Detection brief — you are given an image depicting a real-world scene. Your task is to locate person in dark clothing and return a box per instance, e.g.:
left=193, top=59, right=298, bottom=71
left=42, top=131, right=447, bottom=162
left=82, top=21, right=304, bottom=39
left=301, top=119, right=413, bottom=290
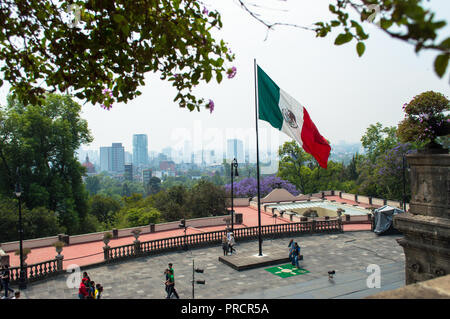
left=1, top=265, right=14, bottom=299
left=292, top=242, right=301, bottom=268
left=222, top=235, right=229, bottom=256
left=288, top=239, right=294, bottom=263
left=163, top=268, right=170, bottom=298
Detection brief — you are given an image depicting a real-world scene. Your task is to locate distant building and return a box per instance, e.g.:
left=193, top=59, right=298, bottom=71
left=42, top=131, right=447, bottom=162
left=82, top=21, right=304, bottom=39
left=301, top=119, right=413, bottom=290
left=82, top=155, right=96, bottom=174
left=160, top=160, right=176, bottom=172
left=111, top=143, right=125, bottom=172
left=227, top=139, right=244, bottom=163
left=133, top=134, right=149, bottom=168
left=142, top=169, right=152, bottom=185
left=100, top=143, right=125, bottom=173
left=99, top=146, right=112, bottom=172
left=124, top=164, right=133, bottom=181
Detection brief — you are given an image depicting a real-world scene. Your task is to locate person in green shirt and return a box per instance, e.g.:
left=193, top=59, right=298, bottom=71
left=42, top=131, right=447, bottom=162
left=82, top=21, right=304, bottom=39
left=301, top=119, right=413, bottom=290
left=165, top=269, right=179, bottom=299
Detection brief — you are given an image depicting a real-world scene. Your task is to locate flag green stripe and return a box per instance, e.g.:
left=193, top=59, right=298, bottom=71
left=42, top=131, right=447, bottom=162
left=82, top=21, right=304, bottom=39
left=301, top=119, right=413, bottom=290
left=257, top=66, right=283, bottom=130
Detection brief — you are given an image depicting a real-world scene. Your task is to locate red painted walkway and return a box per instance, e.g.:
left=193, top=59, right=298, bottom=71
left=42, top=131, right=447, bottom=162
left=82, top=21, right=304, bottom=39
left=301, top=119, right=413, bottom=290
left=6, top=206, right=371, bottom=269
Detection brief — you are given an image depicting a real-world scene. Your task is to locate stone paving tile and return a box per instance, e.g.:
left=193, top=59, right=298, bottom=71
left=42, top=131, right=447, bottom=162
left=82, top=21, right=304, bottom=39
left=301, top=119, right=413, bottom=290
left=13, top=231, right=405, bottom=299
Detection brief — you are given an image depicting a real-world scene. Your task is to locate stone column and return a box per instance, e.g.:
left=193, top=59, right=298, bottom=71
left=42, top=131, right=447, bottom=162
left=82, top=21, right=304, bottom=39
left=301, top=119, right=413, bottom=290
left=394, top=153, right=450, bottom=285
left=55, top=254, right=64, bottom=272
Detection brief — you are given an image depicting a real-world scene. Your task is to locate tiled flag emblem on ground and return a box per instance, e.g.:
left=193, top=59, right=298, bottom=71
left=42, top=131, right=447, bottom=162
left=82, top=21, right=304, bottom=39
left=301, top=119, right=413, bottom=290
left=265, top=264, right=310, bottom=278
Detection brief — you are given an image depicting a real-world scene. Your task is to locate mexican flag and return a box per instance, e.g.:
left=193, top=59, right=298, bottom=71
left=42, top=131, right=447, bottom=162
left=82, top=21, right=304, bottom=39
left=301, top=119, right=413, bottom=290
left=257, top=65, right=331, bottom=169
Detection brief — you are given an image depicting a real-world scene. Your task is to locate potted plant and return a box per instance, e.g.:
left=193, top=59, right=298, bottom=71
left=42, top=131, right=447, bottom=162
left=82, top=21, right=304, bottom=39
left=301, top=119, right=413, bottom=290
left=103, top=232, right=113, bottom=246
left=15, top=247, right=31, bottom=265
left=397, top=91, right=449, bottom=153
left=131, top=229, right=141, bottom=241
left=53, top=241, right=65, bottom=256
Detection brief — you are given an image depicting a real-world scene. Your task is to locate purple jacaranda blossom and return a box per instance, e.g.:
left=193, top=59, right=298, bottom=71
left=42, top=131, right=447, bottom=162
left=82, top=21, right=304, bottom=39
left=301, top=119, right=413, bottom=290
left=203, top=7, right=209, bottom=15
left=208, top=99, right=214, bottom=113
left=225, top=176, right=299, bottom=198
left=227, top=66, right=237, bottom=79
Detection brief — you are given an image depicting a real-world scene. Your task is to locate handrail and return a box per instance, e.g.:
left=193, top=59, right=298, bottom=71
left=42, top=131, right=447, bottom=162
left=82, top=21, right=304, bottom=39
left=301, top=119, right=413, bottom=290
left=9, top=258, right=62, bottom=284
left=107, top=219, right=342, bottom=261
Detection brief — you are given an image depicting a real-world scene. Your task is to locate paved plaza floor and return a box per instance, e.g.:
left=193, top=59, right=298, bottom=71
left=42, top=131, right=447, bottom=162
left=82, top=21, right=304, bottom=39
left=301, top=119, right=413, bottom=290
left=14, top=231, right=405, bottom=299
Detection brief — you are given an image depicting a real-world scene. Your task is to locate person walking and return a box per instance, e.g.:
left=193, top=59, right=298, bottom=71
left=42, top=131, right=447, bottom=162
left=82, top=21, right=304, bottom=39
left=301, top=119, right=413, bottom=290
left=78, top=278, right=89, bottom=299
left=292, top=242, right=301, bottom=269
left=88, top=281, right=96, bottom=299
left=94, top=284, right=103, bottom=299
left=288, top=239, right=294, bottom=264
left=228, top=232, right=236, bottom=255
left=222, top=235, right=229, bottom=256
left=1, top=265, right=14, bottom=299
left=165, top=269, right=179, bottom=299
left=163, top=268, right=170, bottom=298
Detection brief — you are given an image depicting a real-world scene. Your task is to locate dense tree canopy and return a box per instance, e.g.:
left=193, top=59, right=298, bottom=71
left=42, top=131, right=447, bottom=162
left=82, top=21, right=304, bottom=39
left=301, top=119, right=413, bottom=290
left=0, top=0, right=234, bottom=111
left=0, top=94, right=92, bottom=234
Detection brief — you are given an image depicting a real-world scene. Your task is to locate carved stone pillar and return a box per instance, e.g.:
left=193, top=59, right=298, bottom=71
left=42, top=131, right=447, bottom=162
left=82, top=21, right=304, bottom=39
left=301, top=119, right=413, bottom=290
left=394, top=153, right=450, bottom=285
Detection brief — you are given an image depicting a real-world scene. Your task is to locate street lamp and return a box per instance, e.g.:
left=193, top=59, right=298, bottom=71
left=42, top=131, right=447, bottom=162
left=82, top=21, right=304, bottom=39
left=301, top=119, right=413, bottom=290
left=14, top=180, right=27, bottom=289
left=179, top=219, right=187, bottom=251
left=230, top=158, right=239, bottom=232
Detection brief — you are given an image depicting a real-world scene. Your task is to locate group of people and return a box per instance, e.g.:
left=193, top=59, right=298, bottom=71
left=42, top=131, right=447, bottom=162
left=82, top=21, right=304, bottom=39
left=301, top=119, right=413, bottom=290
left=1, top=264, right=20, bottom=299
left=288, top=239, right=302, bottom=268
left=78, top=271, right=103, bottom=299
left=164, top=263, right=179, bottom=299
left=221, top=230, right=236, bottom=256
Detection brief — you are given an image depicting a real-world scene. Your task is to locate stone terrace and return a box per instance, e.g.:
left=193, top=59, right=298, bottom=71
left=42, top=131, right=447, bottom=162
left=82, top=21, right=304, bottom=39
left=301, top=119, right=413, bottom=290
left=16, top=231, right=405, bottom=299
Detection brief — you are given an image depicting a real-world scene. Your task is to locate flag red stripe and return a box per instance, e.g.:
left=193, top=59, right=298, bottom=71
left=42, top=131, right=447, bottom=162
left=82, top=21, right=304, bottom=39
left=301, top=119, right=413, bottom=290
left=300, top=107, right=331, bottom=169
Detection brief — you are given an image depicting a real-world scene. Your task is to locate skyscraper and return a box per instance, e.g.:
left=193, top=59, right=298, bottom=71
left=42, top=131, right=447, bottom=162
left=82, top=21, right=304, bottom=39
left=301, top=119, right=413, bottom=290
left=111, top=143, right=125, bottom=172
left=100, top=146, right=112, bottom=172
left=133, top=134, right=149, bottom=167
left=227, top=139, right=244, bottom=163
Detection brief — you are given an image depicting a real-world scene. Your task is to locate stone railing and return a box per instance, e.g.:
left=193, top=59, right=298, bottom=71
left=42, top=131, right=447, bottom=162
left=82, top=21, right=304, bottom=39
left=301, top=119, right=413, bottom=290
left=1, top=214, right=235, bottom=252
left=9, top=258, right=63, bottom=284
left=105, top=219, right=343, bottom=262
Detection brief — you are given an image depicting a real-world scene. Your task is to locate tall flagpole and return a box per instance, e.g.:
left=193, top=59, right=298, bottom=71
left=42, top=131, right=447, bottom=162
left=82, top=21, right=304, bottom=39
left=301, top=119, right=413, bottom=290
left=253, top=58, right=263, bottom=256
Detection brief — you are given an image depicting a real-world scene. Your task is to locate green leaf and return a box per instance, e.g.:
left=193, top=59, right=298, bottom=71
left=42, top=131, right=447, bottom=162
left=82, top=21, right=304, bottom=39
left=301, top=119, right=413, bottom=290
left=334, top=33, right=353, bottom=45
left=113, top=14, right=126, bottom=24
left=216, top=71, right=223, bottom=84
left=380, top=18, right=393, bottom=30
left=434, top=54, right=449, bottom=78
left=356, top=42, right=365, bottom=57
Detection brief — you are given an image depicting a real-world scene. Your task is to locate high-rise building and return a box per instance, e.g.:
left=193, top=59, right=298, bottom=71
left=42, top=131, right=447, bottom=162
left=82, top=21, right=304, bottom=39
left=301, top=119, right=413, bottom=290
left=124, top=164, right=133, bottom=181
left=111, top=143, right=125, bottom=172
left=133, top=134, right=149, bottom=167
left=100, top=146, right=112, bottom=172
left=227, top=139, right=244, bottom=163
left=142, top=169, right=152, bottom=186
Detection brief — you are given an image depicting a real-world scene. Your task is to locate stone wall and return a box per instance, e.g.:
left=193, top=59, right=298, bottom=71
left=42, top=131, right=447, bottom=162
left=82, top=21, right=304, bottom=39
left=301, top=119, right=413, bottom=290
left=394, top=153, right=450, bottom=285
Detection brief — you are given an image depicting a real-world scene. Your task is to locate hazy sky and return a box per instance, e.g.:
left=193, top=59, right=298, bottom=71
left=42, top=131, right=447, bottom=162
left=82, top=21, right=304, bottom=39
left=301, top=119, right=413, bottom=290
left=1, top=0, right=449, bottom=155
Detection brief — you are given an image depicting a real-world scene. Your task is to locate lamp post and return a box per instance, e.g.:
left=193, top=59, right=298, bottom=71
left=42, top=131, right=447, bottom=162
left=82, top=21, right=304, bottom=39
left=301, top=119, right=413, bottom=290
left=230, top=158, right=239, bottom=232
left=179, top=219, right=187, bottom=251
left=14, top=181, right=27, bottom=289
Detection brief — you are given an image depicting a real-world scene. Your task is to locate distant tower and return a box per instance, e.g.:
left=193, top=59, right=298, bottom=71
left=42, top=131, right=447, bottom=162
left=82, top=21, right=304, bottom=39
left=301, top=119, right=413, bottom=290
left=82, top=155, right=96, bottom=174
left=99, top=146, right=112, bottom=172
left=133, top=134, right=149, bottom=167
left=227, top=139, right=244, bottom=163
left=111, top=143, right=125, bottom=172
